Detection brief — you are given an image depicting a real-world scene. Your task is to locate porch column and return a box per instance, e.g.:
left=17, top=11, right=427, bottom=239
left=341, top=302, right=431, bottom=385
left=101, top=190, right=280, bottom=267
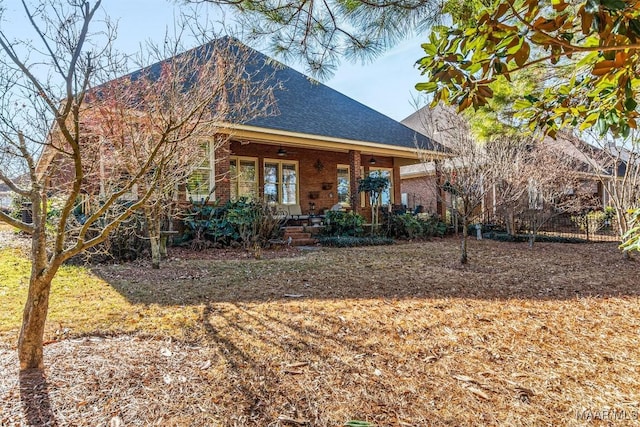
left=392, top=158, right=402, bottom=206
left=215, top=138, right=231, bottom=204
left=434, top=159, right=446, bottom=220
left=349, top=150, right=362, bottom=214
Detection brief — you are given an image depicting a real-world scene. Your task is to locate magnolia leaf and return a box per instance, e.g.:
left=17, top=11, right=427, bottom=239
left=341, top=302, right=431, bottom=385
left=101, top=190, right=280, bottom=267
left=580, top=8, right=595, bottom=34
left=494, top=2, right=510, bottom=20
left=579, top=112, right=600, bottom=130
left=416, top=82, right=438, bottom=92
left=552, top=0, right=569, bottom=12
left=621, top=124, right=631, bottom=138
left=529, top=32, right=551, bottom=45
left=629, top=19, right=640, bottom=37
left=532, top=17, right=559, bottom=32
left=624, top=97, right=637, bottom=112
left=513, top=98, right=533, bottom=110
left=601, top=0, right=626, bottom=11
left=420, top=43, right=437, bottom=56
left=514, top=43, right=530, bottom=68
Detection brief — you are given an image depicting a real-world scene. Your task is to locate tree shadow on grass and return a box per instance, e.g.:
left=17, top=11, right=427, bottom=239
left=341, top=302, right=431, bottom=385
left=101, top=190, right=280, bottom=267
left=19, top=369, right=57, bottom=427
left=197, top=301, right=402, bottom=425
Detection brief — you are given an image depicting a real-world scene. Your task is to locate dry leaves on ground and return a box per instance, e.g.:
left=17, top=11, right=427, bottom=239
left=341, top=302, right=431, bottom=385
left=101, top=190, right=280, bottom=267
left=1, top=237, right=639, bottom=426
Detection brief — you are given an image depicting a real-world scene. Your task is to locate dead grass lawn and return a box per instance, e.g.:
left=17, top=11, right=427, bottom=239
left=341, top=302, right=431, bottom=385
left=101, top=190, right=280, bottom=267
left=1, top=237, right=639, bottom=426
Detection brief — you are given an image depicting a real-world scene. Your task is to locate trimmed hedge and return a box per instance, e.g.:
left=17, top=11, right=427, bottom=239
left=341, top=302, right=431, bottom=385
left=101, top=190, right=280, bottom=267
left=318, top=236, right=394, bottom=247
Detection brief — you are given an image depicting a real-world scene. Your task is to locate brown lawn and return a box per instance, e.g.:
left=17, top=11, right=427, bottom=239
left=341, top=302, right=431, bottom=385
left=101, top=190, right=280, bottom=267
left=1, top=236, right=639, bottom=426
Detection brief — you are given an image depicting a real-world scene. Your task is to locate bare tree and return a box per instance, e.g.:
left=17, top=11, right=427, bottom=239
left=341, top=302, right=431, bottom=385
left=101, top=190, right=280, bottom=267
left=516, top=141, right=582, bottom=248
left=483, top=136, right=531, bottom=236
left=412, top=104, right=585, bottom=257
left=0, top=1, right=271, bottom=370
left=81, top=36, right=276, bottom=268
left=483, top=135, right=584, bottom=245
left=576, top=130, right=640, bottom=249
left=417, top=105, right=487, bottom=264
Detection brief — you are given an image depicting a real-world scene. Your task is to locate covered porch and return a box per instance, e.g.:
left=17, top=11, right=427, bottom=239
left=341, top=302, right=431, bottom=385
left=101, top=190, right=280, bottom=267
left=211, top=130, right=438, bottom=221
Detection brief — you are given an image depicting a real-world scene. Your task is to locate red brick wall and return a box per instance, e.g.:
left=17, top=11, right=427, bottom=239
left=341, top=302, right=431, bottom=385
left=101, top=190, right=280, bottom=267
left=214, top=139, right=231, bottom=204
left=400, top=175, right=440, bottom=213
left=229, top=141, right=398, bottom=215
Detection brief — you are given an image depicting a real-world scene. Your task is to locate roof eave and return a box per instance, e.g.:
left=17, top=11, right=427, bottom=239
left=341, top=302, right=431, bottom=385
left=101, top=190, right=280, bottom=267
left=222, top=123, right=449, bottom=161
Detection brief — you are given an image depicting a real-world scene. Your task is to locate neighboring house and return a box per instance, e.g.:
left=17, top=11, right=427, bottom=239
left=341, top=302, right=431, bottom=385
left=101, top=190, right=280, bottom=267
left=0, top=173, right=30, bottom=213
left=399, top=105, right=611, bottom=222
left=0, top=182, right=12, bottom=212
left=39, top=38, right=445, bottom=221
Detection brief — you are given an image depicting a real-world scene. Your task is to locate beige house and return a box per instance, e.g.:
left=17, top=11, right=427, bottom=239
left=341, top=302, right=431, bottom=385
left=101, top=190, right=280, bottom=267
left=399, top=105, right=610, bottom=224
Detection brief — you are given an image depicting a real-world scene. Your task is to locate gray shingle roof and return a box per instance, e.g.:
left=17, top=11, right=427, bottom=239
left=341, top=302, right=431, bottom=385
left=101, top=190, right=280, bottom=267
left=128, top=37, right=438, bottom=151
left=242, top=47, right=436, bottom=150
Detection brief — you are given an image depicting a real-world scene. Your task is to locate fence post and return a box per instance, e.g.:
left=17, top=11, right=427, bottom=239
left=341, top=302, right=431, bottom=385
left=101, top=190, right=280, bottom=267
left=585, top=214, right=590, bottom=242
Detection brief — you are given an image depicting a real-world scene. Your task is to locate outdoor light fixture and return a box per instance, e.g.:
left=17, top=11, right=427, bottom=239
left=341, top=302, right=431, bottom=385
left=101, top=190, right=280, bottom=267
left=369, top=156, right=377, bottom=165
left=277, top=146, right=287, bottom=157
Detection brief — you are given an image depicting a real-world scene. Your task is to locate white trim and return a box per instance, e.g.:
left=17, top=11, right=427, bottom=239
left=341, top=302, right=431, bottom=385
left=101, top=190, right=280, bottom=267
left=336, top=164, right=351, bottom=206
left=223, top=123, right=447, bottom=159
left=230, top=156, right=259, bottom=201
left=186, top=141, right=215, bottom=202
left=264, top=158, right=299, bottom=205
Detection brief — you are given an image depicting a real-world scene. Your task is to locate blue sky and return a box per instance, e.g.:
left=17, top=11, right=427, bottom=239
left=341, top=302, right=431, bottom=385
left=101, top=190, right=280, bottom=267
left=1, top=0, right=428, bottom=121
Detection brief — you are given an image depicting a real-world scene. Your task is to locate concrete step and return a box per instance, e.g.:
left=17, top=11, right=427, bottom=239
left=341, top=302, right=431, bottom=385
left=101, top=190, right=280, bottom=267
left=282, top=226, right=305, bottom=233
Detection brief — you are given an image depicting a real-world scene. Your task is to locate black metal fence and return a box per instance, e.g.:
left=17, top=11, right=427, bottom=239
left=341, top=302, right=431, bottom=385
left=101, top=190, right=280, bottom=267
left=477, top=212, right=620, bottom=243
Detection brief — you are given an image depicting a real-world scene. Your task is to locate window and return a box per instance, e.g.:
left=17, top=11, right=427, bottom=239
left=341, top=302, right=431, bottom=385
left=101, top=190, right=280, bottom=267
left=361, top=168, right=393, bottom=207
left=230, top=157, right=258, bottom=201
left=187, top=142, right=214, bottom=201
left=337, top=165, right=350, bottom=205
left=264, top=159, right=298, bottom=205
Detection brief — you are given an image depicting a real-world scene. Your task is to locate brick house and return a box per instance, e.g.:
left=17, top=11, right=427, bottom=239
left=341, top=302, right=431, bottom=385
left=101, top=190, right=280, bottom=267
left=204, top=40, right=445, bottom=219
left=37, top=38, right=446, bottom=223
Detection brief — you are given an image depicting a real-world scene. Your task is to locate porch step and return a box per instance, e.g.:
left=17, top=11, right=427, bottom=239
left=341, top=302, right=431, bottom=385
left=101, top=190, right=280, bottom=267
left=284, top=232, right=312, bottom=240
left=282, top=226, right=305, bottom=233
left=282, top=226, right=318, bottom=246
left=287, top=238, right=318, bottom=246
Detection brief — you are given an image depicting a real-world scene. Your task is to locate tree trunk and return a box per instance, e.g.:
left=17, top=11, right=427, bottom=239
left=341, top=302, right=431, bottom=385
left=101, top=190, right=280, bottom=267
left=159, top=233, right=168, bottom=258
left=460, top=216, right=468, bottom=264
left=615, top=208, right=628, bottom=243
left=505, top=209, right=516, bottom=236
left=150, top=236, right=161, bottom=269
left=528, top=218, right=536, bottom=249
left=18, top=275, right=52, bottom=370
left=145, top=206, right=162, bottom=269
left=18, top=224, right=52, bottom=371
